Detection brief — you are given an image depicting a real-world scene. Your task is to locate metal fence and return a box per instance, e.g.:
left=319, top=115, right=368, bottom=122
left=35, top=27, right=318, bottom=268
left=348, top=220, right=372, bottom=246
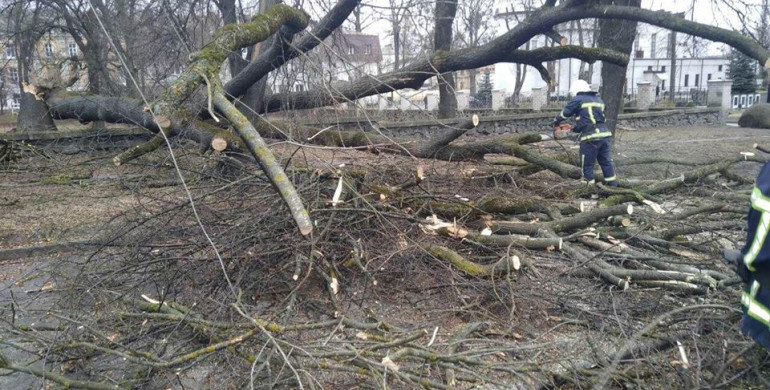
left=624, top=87, right=708, bottom=108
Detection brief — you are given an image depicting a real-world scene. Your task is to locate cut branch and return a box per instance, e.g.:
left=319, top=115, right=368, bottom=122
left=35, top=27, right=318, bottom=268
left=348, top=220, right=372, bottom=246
left=212, top=91, right=313, bottom=235
left=421, top=244, right=522, bottom=277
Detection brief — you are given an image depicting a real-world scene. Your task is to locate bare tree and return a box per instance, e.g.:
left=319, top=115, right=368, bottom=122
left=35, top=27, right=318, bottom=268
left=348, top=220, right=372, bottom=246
left=598, top=0, right=641, bottom=133
left=454, top=0, right=493, bottom=95
left=8, top=0, right=56, bottom=131
left=434, top=0, right=458, bottom=118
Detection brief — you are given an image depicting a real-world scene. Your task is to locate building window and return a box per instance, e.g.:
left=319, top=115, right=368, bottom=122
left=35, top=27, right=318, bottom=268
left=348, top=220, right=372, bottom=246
left=45, top=42, right=53, bottom=58
left=365, top=44, right=372, bottom=55
left=661, top=66, right=666, bottom=72
left=348, top=45, right=355, bottom=55
left=647, top=66, right=653, bottom=71
left=651, top=33, right=657, bottom=58
left=695, top=74, right=700, bottom=87
left=661, top=80, right=666, bottom=90
left=68, top=43, right=78, bottom=57
left=5, top=45, right=15, bottom=59
left=707, top=73, right=712, bottom=81
left=718, top=65, right=723, bottom=72
left=684, top=74, right=689, bottom=87
left=8, top=68, right=18, bottom=83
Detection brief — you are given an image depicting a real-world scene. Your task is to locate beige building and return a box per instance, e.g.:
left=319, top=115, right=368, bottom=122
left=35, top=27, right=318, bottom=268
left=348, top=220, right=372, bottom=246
left=2, top=33, right=85, bottom=112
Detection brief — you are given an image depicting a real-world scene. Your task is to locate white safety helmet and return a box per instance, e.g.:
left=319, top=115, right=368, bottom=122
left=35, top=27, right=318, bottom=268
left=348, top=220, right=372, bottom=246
left=570, top=79, right=593, bottom=96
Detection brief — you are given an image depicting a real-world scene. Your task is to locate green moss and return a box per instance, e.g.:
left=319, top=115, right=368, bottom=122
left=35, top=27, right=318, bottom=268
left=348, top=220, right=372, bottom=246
left=40, top=174, right=72, bottom=185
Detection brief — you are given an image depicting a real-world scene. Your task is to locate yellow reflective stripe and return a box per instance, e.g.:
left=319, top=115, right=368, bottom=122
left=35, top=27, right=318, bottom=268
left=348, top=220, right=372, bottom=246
left=744, top=210, right=770, bottom=271
left=752, top=280, right=761, bottom=298
left=752, top=186, right=770, bottom=213
left=580, top=132, right=612, bottom=141
left=742, top=291, right=770, bottom=326
left=604, top=176, right=617, bottom=181
left=580, top=154, right=585, bottom=178
left=581, top=102, right=604, bottom=124
left=559, top=110, right=568, bottom=119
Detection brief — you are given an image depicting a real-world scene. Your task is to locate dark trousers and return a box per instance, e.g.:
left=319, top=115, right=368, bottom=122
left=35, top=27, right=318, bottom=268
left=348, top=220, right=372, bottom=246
left=579, top=137, right=617, bottom=186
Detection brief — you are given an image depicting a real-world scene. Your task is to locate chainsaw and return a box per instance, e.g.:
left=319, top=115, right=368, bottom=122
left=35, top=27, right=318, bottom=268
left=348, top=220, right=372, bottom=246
left=553, top=122, right=573, bottom=140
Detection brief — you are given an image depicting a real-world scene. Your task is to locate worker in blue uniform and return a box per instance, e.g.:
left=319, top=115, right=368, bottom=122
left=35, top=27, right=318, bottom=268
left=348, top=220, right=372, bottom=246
left=553, top=80, right=618, bottom=187
left=734, top=162, right=770, bottom=350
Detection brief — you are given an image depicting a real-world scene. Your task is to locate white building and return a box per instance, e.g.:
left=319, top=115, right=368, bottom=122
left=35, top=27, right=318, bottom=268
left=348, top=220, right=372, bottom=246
left=270, top=31, right=383, bottom=104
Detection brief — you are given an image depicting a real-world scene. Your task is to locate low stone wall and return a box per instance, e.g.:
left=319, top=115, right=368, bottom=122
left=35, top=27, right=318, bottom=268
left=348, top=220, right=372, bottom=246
left=373, top=108, right=723, bottom=138
left=616, top=108, right=722, bottom=130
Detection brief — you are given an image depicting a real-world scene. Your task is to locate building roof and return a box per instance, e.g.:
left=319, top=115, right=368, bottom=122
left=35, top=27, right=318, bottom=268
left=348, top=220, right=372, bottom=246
left=633, top=56, right=729, bottom=61
left=334, top=32, right=383, bottom=63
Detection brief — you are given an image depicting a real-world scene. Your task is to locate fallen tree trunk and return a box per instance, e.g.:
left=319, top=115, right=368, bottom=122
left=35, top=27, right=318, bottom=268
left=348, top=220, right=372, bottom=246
left=431, top=133, right=546, bottom=161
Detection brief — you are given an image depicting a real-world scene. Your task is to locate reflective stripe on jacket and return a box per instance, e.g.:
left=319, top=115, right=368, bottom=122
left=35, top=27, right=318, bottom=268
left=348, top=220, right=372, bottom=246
left=556, top=92, right=612, bottom=142
left=740, top=162, right=770, bottom=349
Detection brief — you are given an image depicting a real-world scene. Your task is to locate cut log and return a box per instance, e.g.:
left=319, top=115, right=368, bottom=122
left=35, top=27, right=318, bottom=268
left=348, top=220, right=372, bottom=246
left=421, top=244, right=522, bottom=277
left=608, top=215, right=631, bottom=227
left=754, top=142, right=770, bottom=155
left=430, top=133, right=545, bottom=162
left=211, top=136, right=228, bottom=152
left=113, top=133, right=167, bottom=166
left=489, top=203, right=633, bottom=235
left=437, top=227, right=562, bottom=250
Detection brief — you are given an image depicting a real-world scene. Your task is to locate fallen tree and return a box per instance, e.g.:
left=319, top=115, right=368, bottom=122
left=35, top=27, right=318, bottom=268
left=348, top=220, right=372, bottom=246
left=7, top=0, right=770, bottom=388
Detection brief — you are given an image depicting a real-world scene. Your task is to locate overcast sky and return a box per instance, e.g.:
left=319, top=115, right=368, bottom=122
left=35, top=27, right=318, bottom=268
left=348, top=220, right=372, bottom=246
left=644, top=0, right=761, bottom=29
left=347, top=0, right=764, bottom=54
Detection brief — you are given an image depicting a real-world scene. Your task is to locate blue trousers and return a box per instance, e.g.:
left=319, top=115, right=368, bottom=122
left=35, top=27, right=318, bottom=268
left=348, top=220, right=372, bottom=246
left=579, top=137, right=617, bottom=186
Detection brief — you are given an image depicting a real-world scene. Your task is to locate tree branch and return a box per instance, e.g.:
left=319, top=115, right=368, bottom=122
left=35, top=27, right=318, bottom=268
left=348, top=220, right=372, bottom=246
left=262, top=3, right=768, bottom=113
left=224, top=0, right=360, bottom=99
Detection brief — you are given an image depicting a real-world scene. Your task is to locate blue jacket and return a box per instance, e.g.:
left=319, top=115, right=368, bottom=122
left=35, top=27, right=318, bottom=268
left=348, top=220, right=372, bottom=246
left=740, top=162, right=770, bottom=350
left=555, top=92, right=612, bottom=142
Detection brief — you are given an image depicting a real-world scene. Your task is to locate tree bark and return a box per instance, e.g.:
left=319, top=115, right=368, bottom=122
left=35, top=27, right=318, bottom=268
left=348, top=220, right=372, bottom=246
left=14, top=2, right=56, bottom=132
left=236, top=0, right=279, bottom=124
left=17, top=92, right=56, bottom=132
left=598, top=0, right=641, bottom=134
left=216, top=0, right=250, bottom=78
left=434, top=0, right=458, bottom=118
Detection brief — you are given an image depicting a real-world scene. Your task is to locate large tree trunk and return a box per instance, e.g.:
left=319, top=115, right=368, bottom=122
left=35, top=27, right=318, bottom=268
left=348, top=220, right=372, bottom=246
left=13, top=2, right=56, bottom=132
left=217, top=0, right=249, bottom=78
left=512, top=41, right=530, bottom=105
left=434, top=0, right=458, bottom=118
left=393, top=24, right=401, bottom=71
left=238, top=0, right=278, bottom=123
left=469, top=68, right=477, bottom=96
left=17, top=92, right=56, bottom=132
left=598, top=0, right=641, bottom=134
